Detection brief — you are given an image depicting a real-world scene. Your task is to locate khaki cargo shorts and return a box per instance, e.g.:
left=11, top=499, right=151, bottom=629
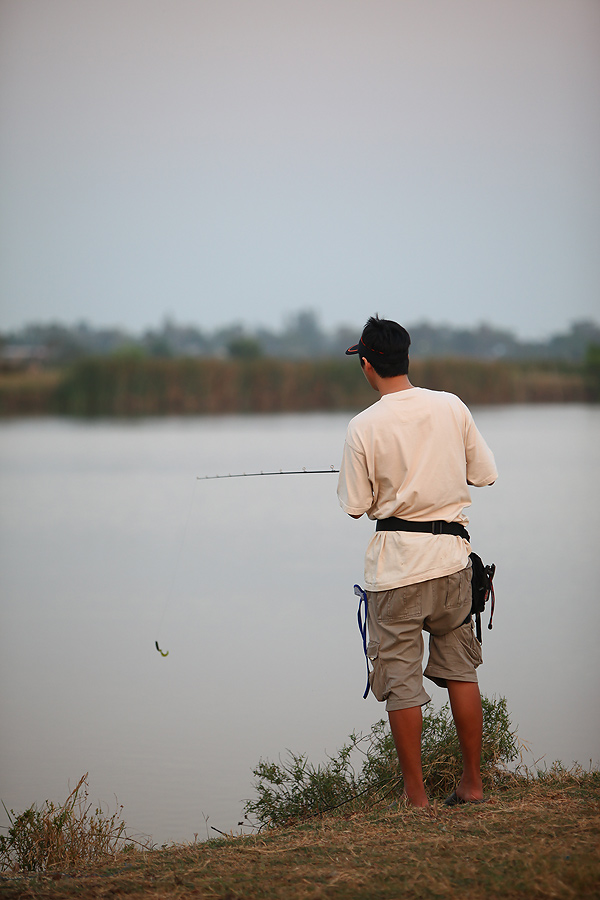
left=366, top=563, right=482, bottom=711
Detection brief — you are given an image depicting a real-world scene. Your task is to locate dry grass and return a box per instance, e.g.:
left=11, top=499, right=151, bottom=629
left=0, top=775, right=148, bottom=875
left=1, top=771, right=598, bottom=899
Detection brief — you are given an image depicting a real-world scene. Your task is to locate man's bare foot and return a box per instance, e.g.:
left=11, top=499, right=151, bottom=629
left=453, top=777, right=483, bottom=803
left=402, top=790, right=430, bottom=809
left=444, top=788, right=488, bottom=806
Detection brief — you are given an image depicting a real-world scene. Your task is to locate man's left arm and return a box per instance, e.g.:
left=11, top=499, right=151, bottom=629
left=465, top=419, right=498, bottom=487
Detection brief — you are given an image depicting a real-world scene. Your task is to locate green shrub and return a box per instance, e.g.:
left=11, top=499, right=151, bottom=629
left=244, top=695, right=518, bottom=827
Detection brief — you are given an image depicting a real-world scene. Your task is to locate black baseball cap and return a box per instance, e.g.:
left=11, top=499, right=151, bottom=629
left=345, top=337, right=387, bottom=366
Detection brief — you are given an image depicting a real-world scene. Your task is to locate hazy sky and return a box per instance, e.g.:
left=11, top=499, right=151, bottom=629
left=1, top=0, right=598, bottom=338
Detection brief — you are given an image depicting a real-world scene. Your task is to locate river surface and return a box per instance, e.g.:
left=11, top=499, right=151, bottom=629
left=1, top=406, right=598, bottom=845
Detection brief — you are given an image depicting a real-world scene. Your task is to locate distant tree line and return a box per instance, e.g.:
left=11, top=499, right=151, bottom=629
left=1, top=310, right=599, bottom=369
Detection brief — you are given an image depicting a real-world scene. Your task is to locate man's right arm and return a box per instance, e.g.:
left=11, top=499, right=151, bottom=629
left=337, top=434, right=373, bottom=518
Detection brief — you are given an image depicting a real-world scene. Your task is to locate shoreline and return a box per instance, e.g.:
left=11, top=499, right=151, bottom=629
left=1, top=773, right=598, bottom=899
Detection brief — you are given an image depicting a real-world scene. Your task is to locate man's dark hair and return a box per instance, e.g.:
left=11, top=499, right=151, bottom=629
left=360, top=315, right=411, bottom=377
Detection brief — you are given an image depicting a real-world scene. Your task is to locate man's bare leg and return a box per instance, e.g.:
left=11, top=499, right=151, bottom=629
left=388, top=706, right=429, bottom=807
left=446, top=680, right=484, bottom=801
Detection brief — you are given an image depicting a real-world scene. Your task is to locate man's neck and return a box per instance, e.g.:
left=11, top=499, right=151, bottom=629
left=377, top=374, right=413, bottom=396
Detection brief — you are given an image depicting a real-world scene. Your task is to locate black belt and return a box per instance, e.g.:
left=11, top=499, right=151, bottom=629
left=376, top=517, right=470, bottom=541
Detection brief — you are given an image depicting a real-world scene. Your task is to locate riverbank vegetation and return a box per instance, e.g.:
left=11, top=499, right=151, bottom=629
left=1, top=781, right=598, bottom=900
left=0, top=775, right=136, bottom=875
left=0, top=354, right=596, bottom=417
left=1, top=699, right=599, bottom=898
left=244, top=697, right=518, bottom=829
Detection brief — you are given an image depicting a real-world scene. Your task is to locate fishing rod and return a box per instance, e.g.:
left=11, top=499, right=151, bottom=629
left=197, top=466, right=339, bottom=480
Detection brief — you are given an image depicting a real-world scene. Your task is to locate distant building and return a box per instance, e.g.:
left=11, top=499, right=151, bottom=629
left=0, top=344, right=51, bottom=371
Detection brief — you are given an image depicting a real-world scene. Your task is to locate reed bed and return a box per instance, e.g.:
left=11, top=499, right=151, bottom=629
left=0, top=356, right=592, bottom=417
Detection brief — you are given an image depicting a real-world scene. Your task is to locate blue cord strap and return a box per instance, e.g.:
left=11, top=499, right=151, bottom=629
left=354, top=584, right=370, bottom=699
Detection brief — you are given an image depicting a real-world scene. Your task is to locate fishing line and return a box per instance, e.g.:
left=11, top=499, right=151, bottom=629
left=154, top=477, right=201, bottom=658
left=155, top=465, right=339, bottom=657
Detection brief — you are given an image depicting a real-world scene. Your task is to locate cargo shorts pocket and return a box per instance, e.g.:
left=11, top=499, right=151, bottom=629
left=367, top=640, right=387, bottom=702
left=444, top=565, right=472, bottom=611
left=381, top=583, right=422, bottom=622
left=464, top=622, right=483, bottom=668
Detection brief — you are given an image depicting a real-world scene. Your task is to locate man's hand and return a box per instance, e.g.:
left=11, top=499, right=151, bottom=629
left=349, top=513, right=363, bottom=519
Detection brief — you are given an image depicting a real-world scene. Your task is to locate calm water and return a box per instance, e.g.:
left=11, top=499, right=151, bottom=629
left=1, top=407, right=599, bottom=845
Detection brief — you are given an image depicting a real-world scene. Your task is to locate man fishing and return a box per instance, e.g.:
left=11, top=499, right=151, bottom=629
left=337, top=315, right=497, bottom=808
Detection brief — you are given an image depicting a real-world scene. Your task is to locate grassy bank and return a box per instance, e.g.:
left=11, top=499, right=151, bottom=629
left=2, top=701, right=598, bottom=898
left=0, top=772, right=598, bottom=899
left=0, top=356, right=593, bottom=417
